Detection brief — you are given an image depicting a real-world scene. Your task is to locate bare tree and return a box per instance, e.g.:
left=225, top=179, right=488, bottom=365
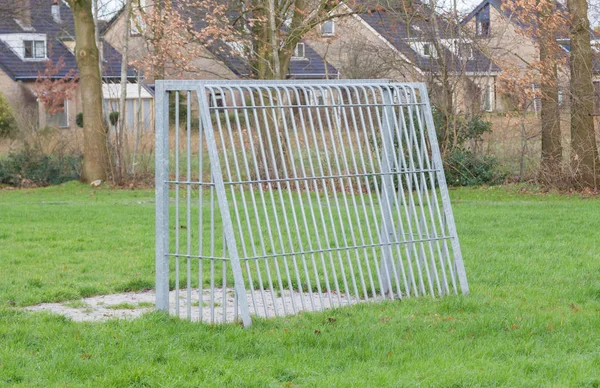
left=244, top=0, right=361, bottom=80
left=568, top=0, right=599, bottom=187
left=500, top=0, right=568, bottom=182
left=66, top=0, right=108, bottom=182
left=114, top=0, right=133, bottom=184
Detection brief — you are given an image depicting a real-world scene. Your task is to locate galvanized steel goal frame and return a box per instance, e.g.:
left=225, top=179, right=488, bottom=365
left=155, top=80, right=468, bottom=327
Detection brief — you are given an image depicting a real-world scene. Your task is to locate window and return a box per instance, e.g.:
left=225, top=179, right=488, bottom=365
left=24, top=40, right=46, bottom=59
left=453, top=40, right=473, bottom=59
left=226, top=41, right=252, bottom=59
left=129, top=0, right=147, bottom=35
left=476, top=4, right=490, bottom=37
left=410, top=41, right=437, bottom=58
left=558, top=88, right=564, bottom=106
left=321, top=20, right=335, bottom=36
left=307, top=90, right=325, bottom=106
left=46, top=100, right=68, bottom=128
left=130, top=13, right=146, bottom=36
left=594, top=82, right=600, bottom=113
left=209, top=92, right=224, bottom=108
left=481, top=84, right=493, bottom=112
left=423, top=43, right=433, bottom=57
left=476, top=20, right=490, bottom=37
left=293, top=43, right=305, bottom=59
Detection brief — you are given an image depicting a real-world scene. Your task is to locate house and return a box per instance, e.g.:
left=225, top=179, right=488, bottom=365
left=101, top=0, right=339, bottom=83
left=461, top=0, right=576, bottom=111
left=0, top=0, right=147, bottom=131
left=307, top=0, right=502, bottom=113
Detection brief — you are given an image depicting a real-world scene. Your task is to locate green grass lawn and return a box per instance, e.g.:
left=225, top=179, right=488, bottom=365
left=1, top=182, right=599, bottom=386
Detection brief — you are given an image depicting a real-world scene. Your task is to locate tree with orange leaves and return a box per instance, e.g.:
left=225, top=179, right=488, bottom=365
left=500, top=0, right=568, bottom=183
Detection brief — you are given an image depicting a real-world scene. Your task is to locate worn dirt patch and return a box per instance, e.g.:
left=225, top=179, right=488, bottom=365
left=24, top=288, right=360, bottom=323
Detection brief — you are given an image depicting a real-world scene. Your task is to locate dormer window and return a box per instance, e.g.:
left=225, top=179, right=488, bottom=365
left=476, top=4, right=490, bottom=37
left=24, top=40, right=46, bottom=59
left=292, top=43, right=305, bottom=59
left=410, top=41, right=437, bottom=58
left=423, top=43, right=433, bottom=57
left=321, top=20, right=335, bottom=36
left=452, top=40, right=474, bottom=59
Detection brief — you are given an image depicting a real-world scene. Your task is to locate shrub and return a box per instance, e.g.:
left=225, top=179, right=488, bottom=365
left=0, top=147, right=83, bottom=187
left=433, top=110, right=492, bottom=150
left=444, top=149, right=506, bottom=186
left=109, top=111, right=119, bottom=127
left=432, top=111, right=505, bottom=186
left=0, top=92, right=17, bottom=138
left=76, top=112, right=84, bottom=128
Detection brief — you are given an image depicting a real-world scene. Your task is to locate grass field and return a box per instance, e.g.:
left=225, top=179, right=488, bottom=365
left=1, top=182, right=599, bottom=386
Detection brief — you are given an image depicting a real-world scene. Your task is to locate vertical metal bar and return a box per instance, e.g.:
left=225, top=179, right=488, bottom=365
left=198, top=91, right=204, bottom=322
left=186, top=91, right=192, bottom=320
left=175, top=91, right=180, bottom=316
left=417, top=84, right=469, bottom=294
left=378, top=87, right=404, bottom=298
left=155, top=81, right=170, bottom=312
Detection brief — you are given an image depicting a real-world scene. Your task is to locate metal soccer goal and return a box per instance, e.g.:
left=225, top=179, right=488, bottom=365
left=155, top=80, right=468, bottom=327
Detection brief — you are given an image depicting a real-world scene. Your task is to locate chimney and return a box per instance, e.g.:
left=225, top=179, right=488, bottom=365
left=15, top=0, right=32, bottom=31
left=52, top=0, right=62, bottom=23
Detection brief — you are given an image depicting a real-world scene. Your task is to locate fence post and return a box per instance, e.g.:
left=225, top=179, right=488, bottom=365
left=379, top=87, right=399, bottom=298
left=155, top=81, right=171, bottom=311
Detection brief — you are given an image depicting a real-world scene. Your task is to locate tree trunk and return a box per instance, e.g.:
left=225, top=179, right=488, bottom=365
left=67, top=0, right=108, bottom=182
left=117, top=0, right=133, bottom=184
left=539, top=42, right=562, bottom=183
left=568, top=0, right=599, bottom=188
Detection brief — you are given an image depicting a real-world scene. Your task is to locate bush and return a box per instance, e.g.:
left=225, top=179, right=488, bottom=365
left=433, top=110, right=492, bottom=149
left=444, top=149, right=506, bottom=186
left=76, top=112, right=84, bottom=128
left=0, top=92, right=17, bottom=138
left=109, top=111, right=119, bottom=127
left=432, top=111, right=505, bottom=186
left=0, top=147, right=83, bottom=187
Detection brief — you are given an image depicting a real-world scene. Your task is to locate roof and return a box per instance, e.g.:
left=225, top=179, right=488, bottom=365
left=462, top=0, right=504, bottom=26
left=462, top=0, right=568, bottom=39
left=0, top=0, right=134, bottom=81
left=214, top=41, right=339, bottom=79
left=102, top=0, right=338, bottom=80
left=356, top=1, right=501, bottom=74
